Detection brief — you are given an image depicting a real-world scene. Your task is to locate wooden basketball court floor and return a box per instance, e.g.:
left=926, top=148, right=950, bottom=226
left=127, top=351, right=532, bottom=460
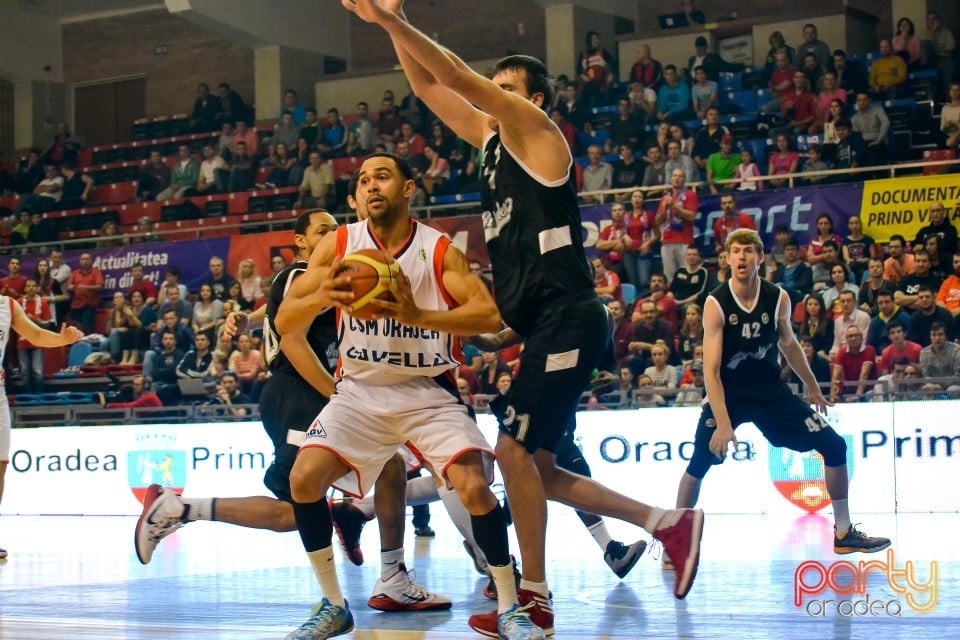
left=0, top=508, right=955, bottom=639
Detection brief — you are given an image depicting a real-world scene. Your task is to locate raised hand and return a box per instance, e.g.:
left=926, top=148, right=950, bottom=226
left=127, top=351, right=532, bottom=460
left=60, top=324, right=84, bottom=345
left=341, top=0, right=392, bottom=24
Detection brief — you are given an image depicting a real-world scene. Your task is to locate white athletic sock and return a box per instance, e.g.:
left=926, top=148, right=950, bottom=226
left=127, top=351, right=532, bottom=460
left=519, top=578, right=549, bottom=599
left=380, top=547, right=405, bottom=581
left=643, top=507, right=667, bottom=535
left=587, top=521, right=614, bottom=552
left=489, top=562, right=519, bottom=613
left=438, top=485, right=486, bottom=567
left=181, top=497, right=214, bottom=522
left=307, top=546, right=344, bottom=607
left=833, top=499, right=851, bottom=536
left=406, top=475, right=440, bottom=506
left=352, top=496, right=377, bottom=520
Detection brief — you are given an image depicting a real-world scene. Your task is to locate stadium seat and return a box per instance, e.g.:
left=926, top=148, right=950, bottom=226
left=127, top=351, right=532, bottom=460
left=908, top=70, right=939, bottom=101
left=726, top=90, right=758, bottom=113
left=331, top=156, right=363, bottom=180
left=718, top=72, right=742, bottom=93
left=621, top=283, right=637, bottom=305
left=92, top=181, right=137, bottom=205
left=923, top=149, right=956, bottom=175
left=67, top=343, right=93, bottom=368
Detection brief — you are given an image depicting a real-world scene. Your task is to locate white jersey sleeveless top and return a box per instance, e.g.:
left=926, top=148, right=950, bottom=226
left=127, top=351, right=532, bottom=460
left=0, top=297, right=11, bottom=383
left=335, top=219, right=462, bottom=384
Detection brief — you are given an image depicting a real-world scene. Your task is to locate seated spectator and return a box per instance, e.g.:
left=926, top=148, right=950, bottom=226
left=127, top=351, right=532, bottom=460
left=292, top=150, right=333, bottom=210
left=95, top=220, right=125, bottom=249
left=640, top=272, right=679, bottom=334
left=882, top=234, right=914, bottom=285
left=941, top=82, right=960, bottom=148
left=706, top=134, right=738, bottom=193
left=17, top=150, right=44, bottom=194
left=138, top=150, right=172, bottom=201
left=610, top=142, right=644, bottom=199
left=732, top=147, right=762, bottom=191
left=39, top=122, right=83, bottom=166
left=812, top=73, right=846, bottom=134
left=892, top=17, right=923, bottom=68
left=279, top=89, right=306, bottom=126
left=831, top=290, right=871, bottom=356
left=273, top=110, right=300, bottom=151
left=821, top=98, right=846, bottom=155
left=377, top=96, right=403, bottom=149
left=762, top=50, right=796, bottom=114
left=686, top=34, right=745, bottom=82
left=228, top=333, right=265, bottom=398
left=158, top=285, right=193, bottom=326
left=627, top=298, right=674, bottom=374
left=919, top=322, right=960, bottom=396
left=690, top=66, right=717, bottom=119
left=908, top=286, right=954, bottom=346
left=581, top=145, right=612, bottom=201
left=851, top=93, right=890, bottom=165
left=128, top=290, right=155, bottom=362
left=677, top=303, right=703, bottom=364
left=914, top=202, right=957, bottom=268
left=420, top=146, right=450, bottom=196
left=231, top=120, right=259, bottom=157
left=795, top=293, right=833, bottom=358
left=608, top=300, right=633, bottom=367
left=674, top=361, right=704, bottom=406
left=606, top=98, right=645, bottom=154
left=189, top=83, right=222, bottom=133
left=235, top=259, right=262, bottom=309
left=318, top=108, right=348, bottom=158
left=821, top=263, right=859, bottom=319
left=224, top=281, right=252, bottom=313
left=192, top=283, right=225, bottom=340
left=895, top=250, right=942, bottom=312
left=260, top=142, right=297, bottom=188
left=157, top=145, right=199, bottom=201
left=765, top=32, right=796, bottom=74
left=869, top=39, right=908, bottom=100
left=206, top=257, right=237, bottom=301
left=100, top=374, right=163, bottom=409
left=831, top=325, right=876, bottom=401
left=662, top=141, right=697, bottom=185
left=780, top=71, right=817, bottom=135
left=298, top=108, right=320, bottom=149
left=399, top=121, right=426, bottom=157
left=877, top=320, right=921, bottom=375
left=669, top=123, right=694, bottom=156
left=833, top=117, right=868, bottom=175
left=654, top=65, right=693, bottom=124
left=347, top=102, right=377, bottom=156
left=142, top=316, right=190, bottom=382
left=859, top=259, right=897, bottom=315
left=800, top=144, right=829, bottom=185
left=18, top=279, right=53, bottom=393
left=550, top=109, right=578, bottom=154
left=105, top=291, right=140, bottom=365
left=786, top=335, right=832, bottom=388
left=774, top=239, right=814, bottom=305
left=477, top=351, right=511, bottom=396
left=669, top=246, right=708, bottom=308
left=830, top=49, right=868, bottom=100
left=57, top=160, right=94, bottom=210
left=841, top=214, right=875, bottom=283
left=799, top=53, right=823, bottom=95
left=592, top=258, right=623, bottom=306
left=691, top=108, right=728, bottom=172
left=797, top=23, right=832, bottom=72
left=217, top=82, right=251, bottom=128
left=641, top=144, right=666, bottom=189
left=634, top=374, right=666, bottom=407
left=643, top=343, right=677, bottom=394
left=197, top=143, right=228, bottom=194
left=8, top=212, right=35, bottom=247
left=868, top=290, right=911, bottom=354
left=177, top=332, right=214, bottom=380
left=627, top=44, right=663, bottom=117
left=767, top=133, right=800, bottom=188
left=206, top=371, right=251, bottom=417
left=807, top=213, right=842, bottom=268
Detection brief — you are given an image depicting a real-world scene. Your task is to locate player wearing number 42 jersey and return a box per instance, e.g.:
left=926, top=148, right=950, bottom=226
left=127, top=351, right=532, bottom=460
left=665, top=228, right=889, bottom=570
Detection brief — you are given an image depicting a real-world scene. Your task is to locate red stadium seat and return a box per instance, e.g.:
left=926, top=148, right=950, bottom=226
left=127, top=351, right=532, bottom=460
left=923, top=149, right=956, bottom=175
left=92, top=181, right=137, bottom=205
left=331, top=156, right=362, bottom=180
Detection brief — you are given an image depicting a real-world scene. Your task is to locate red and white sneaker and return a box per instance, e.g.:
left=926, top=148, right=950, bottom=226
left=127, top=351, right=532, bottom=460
left=468, top=588, right=555, bottom=637
left=367, top=564, right=452, bottom=611
left=653, top=509, right=703, bottom=599
left=329, top=498, right=370, bottom=566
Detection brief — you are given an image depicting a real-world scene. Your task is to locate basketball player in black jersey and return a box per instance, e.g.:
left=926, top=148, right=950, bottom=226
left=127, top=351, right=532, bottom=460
left=667, top=228, right=888, bottom=567
left=344, top=2, right=704, bottom=636
left=134, top=209, right=450, bottom=612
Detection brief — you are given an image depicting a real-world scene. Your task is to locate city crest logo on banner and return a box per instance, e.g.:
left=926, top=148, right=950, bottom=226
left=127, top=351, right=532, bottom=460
left=768, top=433, right=855, bottom=513
left=127, top=432, right=187, bottom=502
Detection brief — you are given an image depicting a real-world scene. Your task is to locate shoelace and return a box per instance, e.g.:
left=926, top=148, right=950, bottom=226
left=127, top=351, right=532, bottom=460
left=500, top=602, right=539, bottom=633
left=302, top=602, right=345, bottom=631
left=647, top=539, right=665, bottom=562
left=396, top=569, right=439, bottom=601
left=843, top=523, right=867, bottom=539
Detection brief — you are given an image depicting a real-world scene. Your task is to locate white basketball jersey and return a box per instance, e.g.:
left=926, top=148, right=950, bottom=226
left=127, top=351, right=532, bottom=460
left=0, top=297, right=11, bottom=381
left=335, top=219, right=462, bottom=384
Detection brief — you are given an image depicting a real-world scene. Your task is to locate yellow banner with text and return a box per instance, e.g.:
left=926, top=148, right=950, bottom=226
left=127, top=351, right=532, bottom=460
left=860, top=175, right=960, bottom=243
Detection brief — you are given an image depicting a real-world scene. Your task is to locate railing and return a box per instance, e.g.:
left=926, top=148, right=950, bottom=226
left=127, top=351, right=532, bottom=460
left=12, top=403, right=260, bottom=427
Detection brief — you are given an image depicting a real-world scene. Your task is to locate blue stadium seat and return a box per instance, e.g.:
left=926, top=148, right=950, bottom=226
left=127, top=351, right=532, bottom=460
left=908, top=69, right=939, bottom=100
left=621, top=283, right=637, bottom=305
left=755, top=88, right=773, bottom=105
left=429, top=192, right=480, bottom=205
left=67, top=342, right=93, bottom=367
left=591, top=105, right=619, bottom=116
left=739, top=138, right=767, bottom=166
left=718, top=72, right=742, bottom=93
left=576, top=129, right=610, bottom=150
left=726, top=90, right=758, bottom=112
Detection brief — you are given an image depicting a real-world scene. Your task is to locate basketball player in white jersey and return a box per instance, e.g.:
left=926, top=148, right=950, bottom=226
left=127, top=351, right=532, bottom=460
left=274, top=153, right=538, bottom=640
left=0, top=299, right=83, bottom=558
left=344, top=2, right=702, bottom=637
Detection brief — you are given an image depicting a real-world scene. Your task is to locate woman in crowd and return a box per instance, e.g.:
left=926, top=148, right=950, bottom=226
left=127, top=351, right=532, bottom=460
left=128, top=289, right=155, bottom=363
left=669, top=122, right=694, bottom=156
left=34, top=258, right=66, bottom=327
left=97, top=220, right=126, bottom=248
left=192, top=283, right=224, bottom=341
left=226, top=281, right=253, bottom=313
left=765, top=31, right=795, bottom=76
left=642, top=342, right=677, bottom=394
left=821, top=263, right=859, bottom=319
left=421, top=145, right=451, bottom=196
left=428, top=121, right=456, bottom=159
left=941, top=82, right=960, bottom=148
left=842, top=214, right=876, bottom=284
left=264, top=142, right=297, bottom=187
left=796, top=293, right=833, bottom=358
left=228, top=333, right=265, bottom=400
left=106, top=291, right=141, bottom=365
left=892, top=17, right=922, bottom=68
left=678, top=304, right=704, bottom=365
left=691, top=66, right=717, bottom=119
left=235, top=258, right=262, bottom=307
left=813, top=72, right=846, bottom=134
left=806, top=214, right=842, bottom=271
left=623, top=189, right=659, bottom=294
left=767, top=133, right=799, bottom=188
left=18, top=279, right=54, bottom=393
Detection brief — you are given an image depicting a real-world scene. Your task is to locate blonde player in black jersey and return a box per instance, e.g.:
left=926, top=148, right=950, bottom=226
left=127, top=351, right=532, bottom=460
left=666, top=228, right=889, bottom=569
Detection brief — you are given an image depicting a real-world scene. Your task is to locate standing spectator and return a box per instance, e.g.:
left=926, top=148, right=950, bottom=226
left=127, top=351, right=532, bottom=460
left=925, top=12, right=955, bottom=98
left=655, top=168, right=698, bottom=282
left=623, top=189, right=659, bottom=292
left=830, top=290, right=871, bottom=356
left=581, top=145, right=612, bottom=200
left=280, top=89, right=306, bottom=127
left=780, top=71, right=817, bottom=135
left=654, top=65, right=693, bottom=124
left=347, top=101, right=377, bottom=156
left=767, top=134, right=799, bottom=188
left=895, top=250, right=942, bottom=311
left=39, top=122, right=82, bottom=166
left=18, top=279, right=52, bottom=393
left=909, top=286, right=955, bottom=346
left=662, top=140, right=698, bottom=184
left=206, top=257, right=237, bottom=301
left=851, top=93, right=891, bottom=165
left=797, top=23, right=831, bottom=71
left=892, top=18, right=923, bottom=69
left=48, top=250, right=71, bottom=325
left=231, top=120, right=259, bottom=157
left=138, top=150, right=172, bottom=201
left=189, top=83, right=222, bottom=133
left=712, top=194, right=756, bottom=253
left=156, top=145, right=199, bottom=201
left=627, top=45, right=663, bottom=116
left=577, top=31, right=616, bottom=110
left=15, top=165, right=62, bottom=215
left=705, top=134, right=738, bottom=193
left=17, top=150, right=44, bottom=194
left=830, top=50, right=868, bottom=100
left=919, top=322, right=960, bottom=395
left=66, top=253, right=103, bottom=334
left=608, top=300, right=633, bottom=367
left=831, top=325, right=876, bottom=402
left=691, top=108, right=729, bottom=172
left=883, top=234, right=914, bottom=285
left=597, top=203, right=630, bottom=283
left=669, top=246, right=708, bottom=308
left=34, top=258, right=65, bottom=327
left=217, top=82, right=251, bottom=127
left=1, top=257, right=27, bottom=299
left=227, top=141, right=254, bottom=192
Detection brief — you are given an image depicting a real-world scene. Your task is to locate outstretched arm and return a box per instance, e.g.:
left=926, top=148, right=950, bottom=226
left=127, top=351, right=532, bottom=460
left=10, top=298, right=83, bottom=347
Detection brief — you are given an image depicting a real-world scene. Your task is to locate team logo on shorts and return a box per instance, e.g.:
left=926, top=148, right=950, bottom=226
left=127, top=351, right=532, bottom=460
left=728, top=314, right=739, bottom=325
left=767, top=430, right=854, bottom=513
left=128, top=432, right=187, bottom=504
left=306, top=420, right=328, bottom=439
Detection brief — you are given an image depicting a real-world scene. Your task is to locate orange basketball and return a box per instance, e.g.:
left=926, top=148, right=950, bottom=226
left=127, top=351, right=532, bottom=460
left=341, top=248, right=400, bottom=320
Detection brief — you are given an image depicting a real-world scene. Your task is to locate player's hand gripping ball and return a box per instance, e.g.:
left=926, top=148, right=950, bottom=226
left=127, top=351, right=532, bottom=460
left=340, top=248, right=401, bottom=321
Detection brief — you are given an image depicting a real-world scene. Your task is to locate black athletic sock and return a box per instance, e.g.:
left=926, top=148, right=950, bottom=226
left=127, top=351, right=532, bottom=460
left=471, top=503, right=511, bottom=567
left=292, top=499, right=334, bottom=553
left=597, top=338, right=617, bottom=373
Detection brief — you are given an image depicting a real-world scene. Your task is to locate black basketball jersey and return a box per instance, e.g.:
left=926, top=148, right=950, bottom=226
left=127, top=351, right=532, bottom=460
left=708, top=279, right=785, bottom=398
left=480, top=133, right=594, bottom=337
left=263, top=261, right=338, bottom=377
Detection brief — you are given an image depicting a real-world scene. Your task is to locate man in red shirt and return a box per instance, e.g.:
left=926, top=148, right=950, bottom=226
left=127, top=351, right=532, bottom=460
left=781, top=71, right=817, bottom=135
left=0, top=257, right=27, bottom=299
left=592, top=257, right=623, bottom=306
left=762, top=50, right=796, bottom=113
left=67, top=253, right=104, bottom=334
left=655, top=168, right=698, bottom=283
left=595, top=202, right=630, bottom=281
left=831, top=325, right=876, bottom=402
left=877, top=321, right=921, bottom=375
left=712, top=194, right=756, bottom=254
left=99, top=375, right=163, bottom=408
left=127, top=263, right=158, bottom=307
left=638, top=272, right=678, bottom=333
